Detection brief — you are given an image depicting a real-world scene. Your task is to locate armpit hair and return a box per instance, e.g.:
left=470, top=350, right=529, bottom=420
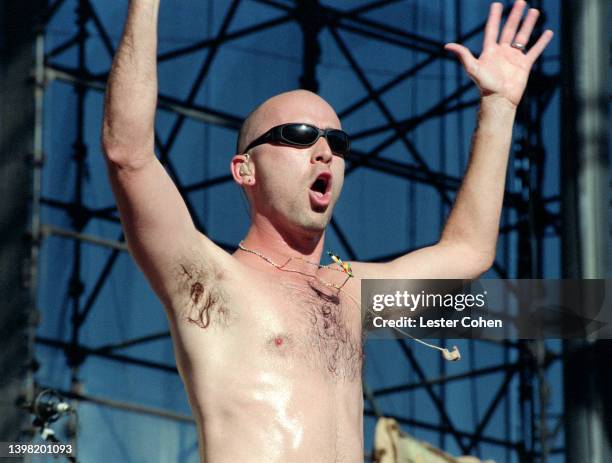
left=173, top=250, right=228, bottom=329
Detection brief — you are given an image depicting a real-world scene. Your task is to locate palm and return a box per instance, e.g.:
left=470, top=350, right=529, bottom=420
left=445, top=1, right=553, bottom=107
left=472, top=44, right=531, bottom=105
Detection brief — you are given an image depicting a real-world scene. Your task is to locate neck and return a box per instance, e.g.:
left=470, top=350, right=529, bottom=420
left=238, top=214, right=326, bottom=265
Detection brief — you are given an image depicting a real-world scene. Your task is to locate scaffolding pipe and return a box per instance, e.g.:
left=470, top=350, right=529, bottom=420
left=561, top=0, right=610, bottom=462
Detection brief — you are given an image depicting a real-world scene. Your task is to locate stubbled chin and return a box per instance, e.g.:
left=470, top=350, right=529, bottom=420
left=305, top=208, right=333, bottom=231
left=284, top=206, right=331, bottom=235
left=261, top=193, right=335, bottom=235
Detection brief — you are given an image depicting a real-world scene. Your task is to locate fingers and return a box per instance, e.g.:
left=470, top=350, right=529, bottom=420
left=483, top=2, right=503, bottom=49
left=498, top=1, right=553, bottom=63
left=513, top=8, right=540, bottom=47
left=499, top=0, right=527, bottom=44
left=526, top=29, right=554, bottom=64
left=444, top=43, right=478, bottom=75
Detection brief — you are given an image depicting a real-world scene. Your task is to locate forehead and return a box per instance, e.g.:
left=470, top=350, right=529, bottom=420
left=255, top=92, right=342, bottom=133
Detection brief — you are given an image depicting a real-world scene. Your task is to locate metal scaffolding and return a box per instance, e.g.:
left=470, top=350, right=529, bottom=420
left=29, top=1, right=567, bottom=462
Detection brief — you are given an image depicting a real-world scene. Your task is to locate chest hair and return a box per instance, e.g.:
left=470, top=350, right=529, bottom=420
left=279, top=277, right=364, bottom=382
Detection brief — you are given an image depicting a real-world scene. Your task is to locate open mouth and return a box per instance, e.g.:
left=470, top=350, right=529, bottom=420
left=310, top=172, right=332, bottom=196
left=309, top=172, right=332, bottom=210
left=311, top=178, right=327, bottom=194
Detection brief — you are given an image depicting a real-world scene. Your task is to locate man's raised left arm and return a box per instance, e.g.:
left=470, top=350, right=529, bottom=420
left=351, top=1, right=553, bottom=280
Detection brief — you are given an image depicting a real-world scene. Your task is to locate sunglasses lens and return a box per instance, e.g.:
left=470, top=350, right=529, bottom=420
left=279, top=124, right=349, bottom=155
left=327, top=130, right=349, bottom=155
left=282, top=124, right=318, bottom=145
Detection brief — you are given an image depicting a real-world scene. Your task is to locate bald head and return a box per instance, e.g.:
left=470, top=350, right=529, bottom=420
left=236, top=90, right=341, bottom=154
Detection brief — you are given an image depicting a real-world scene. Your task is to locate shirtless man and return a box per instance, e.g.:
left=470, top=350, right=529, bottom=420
left=101, top=1, right=552, bottom=461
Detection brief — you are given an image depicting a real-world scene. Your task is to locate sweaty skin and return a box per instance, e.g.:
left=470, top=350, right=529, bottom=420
left=102, top=1, right=552, bottom=462
left=172, top=247, right=365, bottom=463
left=167, top=90, right=365, bottom=462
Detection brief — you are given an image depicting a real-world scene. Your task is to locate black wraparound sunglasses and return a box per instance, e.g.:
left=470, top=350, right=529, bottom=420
left=244, top=123, right=350, bottom=156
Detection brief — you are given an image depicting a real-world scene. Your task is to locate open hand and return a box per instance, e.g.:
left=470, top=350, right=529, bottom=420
left=444, top=1, right=553, bottom=107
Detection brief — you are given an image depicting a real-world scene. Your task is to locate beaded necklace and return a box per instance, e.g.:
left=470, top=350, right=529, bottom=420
left=237, top=241, right=353, bottom=290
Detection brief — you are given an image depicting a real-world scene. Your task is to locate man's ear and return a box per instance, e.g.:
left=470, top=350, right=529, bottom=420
left=230, top=153, right=255, bottom=186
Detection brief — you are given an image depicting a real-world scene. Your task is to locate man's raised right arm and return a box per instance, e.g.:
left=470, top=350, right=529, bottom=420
left=102, top=0, right=220, bottom=306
